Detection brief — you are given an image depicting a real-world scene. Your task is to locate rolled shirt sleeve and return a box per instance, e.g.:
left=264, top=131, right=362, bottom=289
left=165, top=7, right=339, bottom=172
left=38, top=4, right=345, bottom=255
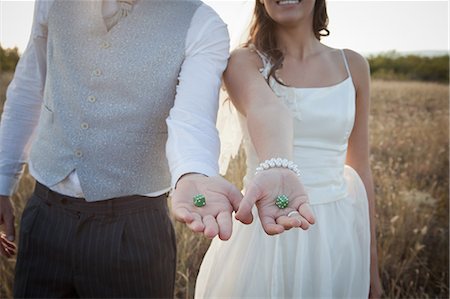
left=0, top=0, right=50, bottom=195
left=166, top=3, right=230, bottom=188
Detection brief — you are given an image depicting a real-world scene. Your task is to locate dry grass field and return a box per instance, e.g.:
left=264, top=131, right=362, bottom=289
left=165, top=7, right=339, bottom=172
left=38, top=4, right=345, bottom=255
left=0, top=72, right=448, bottom=298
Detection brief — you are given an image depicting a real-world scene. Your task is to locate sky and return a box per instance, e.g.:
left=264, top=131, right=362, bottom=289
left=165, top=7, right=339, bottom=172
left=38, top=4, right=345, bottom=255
left=0, top=0, right=449, bottom=56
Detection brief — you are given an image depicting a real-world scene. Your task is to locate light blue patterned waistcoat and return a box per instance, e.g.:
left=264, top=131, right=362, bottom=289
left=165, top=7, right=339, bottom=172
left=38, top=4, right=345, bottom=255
left=30, top=0, right=201, bottom=200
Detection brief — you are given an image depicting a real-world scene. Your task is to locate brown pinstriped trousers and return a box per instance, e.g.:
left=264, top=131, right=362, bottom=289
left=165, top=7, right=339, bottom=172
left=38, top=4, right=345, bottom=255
left=13, top=182, right=176, bottom=298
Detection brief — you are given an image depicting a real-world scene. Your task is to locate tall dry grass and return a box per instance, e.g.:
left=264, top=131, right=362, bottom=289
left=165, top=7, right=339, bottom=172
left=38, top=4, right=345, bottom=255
left=0, top=72, right=448, bottom=298
left=369, top=81, right=448, bottom=298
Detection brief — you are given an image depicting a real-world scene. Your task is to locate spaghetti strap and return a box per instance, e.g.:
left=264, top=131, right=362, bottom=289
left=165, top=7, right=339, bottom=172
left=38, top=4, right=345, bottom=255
left=340, top=49, right=351, bottom=78
left=249, top=44, right=271, bottom=79
left=249, top=44, right=270, bottom=67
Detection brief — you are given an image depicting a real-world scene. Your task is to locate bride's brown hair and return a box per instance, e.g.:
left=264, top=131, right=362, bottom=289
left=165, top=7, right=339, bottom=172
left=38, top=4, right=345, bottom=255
left=246, top=0, right=330, bottom=84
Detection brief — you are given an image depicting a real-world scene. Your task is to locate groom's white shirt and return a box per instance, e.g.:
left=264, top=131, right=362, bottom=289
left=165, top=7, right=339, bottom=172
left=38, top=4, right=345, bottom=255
left=0, top=0, right=230, bottom=198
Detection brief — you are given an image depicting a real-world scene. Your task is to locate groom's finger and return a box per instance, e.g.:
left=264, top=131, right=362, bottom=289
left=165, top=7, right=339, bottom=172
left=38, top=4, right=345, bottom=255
left=172, top=207, right=195, bottom=224
left=203, top=215, right=219, bottom=239
left=187, top=213, right=205, bottom=233
left=0, top=234, right=16, bottom=250
left=0, top=236, right=14, bottom=258
left=0, top=243, right=12, bottom=258
left=216, top=211, right=232, bottom=240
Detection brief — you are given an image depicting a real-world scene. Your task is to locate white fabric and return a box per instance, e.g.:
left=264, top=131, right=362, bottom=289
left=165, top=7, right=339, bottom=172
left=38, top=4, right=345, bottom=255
left=195, top=50, right=371, bottom=298
left=0, top=0, right=229, bottom=197
left=216, top=91, right=243, bottom=175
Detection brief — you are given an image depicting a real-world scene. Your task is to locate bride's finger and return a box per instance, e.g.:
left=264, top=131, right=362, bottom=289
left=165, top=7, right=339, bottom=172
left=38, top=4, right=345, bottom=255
left=216, top=211, right=232, bottom=241
left=235, top=181, right=262, bottom=224
left=203, top=215, right=219, bottom=239
left=260, top=215, right=284, bottom=235
left=285, top=211, right=311, bottom=230
left=297, top=215, right=310, bottom=230
left=276, top=215, right=301, bottom=230
left=298, top=203, right=315, bottom=224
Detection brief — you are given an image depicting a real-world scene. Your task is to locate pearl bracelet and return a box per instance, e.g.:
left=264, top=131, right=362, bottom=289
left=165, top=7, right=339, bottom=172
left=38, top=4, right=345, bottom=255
left=255, top=158, right=301, bottom=177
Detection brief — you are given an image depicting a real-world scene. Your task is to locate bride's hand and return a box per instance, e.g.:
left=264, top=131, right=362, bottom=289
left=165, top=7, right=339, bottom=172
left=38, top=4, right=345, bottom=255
left=171, top=174, right=243, bottom=240
left=235, top=168, right=315, bottom=235
left=369, top=250, right=383, bottom=298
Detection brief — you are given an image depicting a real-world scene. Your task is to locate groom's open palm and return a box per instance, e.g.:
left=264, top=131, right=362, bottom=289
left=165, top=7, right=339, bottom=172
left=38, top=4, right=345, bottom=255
left=171, top=174, right=242, bottom=240
left=236, top=168, right=316, bottom=235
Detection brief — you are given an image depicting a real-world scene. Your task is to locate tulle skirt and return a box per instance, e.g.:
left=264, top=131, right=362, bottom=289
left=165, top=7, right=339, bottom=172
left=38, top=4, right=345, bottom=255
left=195, top=166, right=371, bottom=298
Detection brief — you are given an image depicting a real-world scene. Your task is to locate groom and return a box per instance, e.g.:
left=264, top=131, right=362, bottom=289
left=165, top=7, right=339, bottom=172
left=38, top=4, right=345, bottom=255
left=0, top=0, right=241, bottom=297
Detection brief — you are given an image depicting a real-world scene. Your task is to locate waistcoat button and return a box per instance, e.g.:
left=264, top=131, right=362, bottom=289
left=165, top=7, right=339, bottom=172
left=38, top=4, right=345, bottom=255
left=92, top=69, right=102, bottom=76
left=100, top=41, right=111, bottom=49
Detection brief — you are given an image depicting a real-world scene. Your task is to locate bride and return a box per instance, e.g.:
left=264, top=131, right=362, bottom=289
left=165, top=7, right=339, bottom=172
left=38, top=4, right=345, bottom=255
left=195, top=0, right=382, bottom=297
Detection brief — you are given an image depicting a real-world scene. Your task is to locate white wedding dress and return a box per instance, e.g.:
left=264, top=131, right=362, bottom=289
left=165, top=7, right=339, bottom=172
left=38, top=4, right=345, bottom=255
left=195, top=49, right=371, bottom=298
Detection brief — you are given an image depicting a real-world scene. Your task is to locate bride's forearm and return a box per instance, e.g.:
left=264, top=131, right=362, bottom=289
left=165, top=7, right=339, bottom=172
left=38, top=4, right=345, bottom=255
left=223, top=49, right=295, bottom=164
left=246, top=101, right=294, bottom=162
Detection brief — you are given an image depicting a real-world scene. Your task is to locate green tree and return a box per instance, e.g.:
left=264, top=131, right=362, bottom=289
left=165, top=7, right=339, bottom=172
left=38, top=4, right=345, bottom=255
left=368, top=51, right=449, bottom=83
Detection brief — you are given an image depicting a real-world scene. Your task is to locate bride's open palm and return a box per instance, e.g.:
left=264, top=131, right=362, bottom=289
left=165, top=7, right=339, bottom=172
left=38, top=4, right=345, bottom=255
left=235, top=168, right=315, bottom=235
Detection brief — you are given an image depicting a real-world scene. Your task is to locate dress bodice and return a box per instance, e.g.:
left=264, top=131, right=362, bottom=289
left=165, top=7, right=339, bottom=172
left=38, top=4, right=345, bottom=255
left=241, top=49, right=357, bottom=205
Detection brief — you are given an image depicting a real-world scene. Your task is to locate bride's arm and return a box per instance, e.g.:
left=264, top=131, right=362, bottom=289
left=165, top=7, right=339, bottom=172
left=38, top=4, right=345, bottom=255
left=344, top=49, right=383, bottom=299
left=224, top=48, right=293, bottom=162
left=223, top=48, right=315, bottom=235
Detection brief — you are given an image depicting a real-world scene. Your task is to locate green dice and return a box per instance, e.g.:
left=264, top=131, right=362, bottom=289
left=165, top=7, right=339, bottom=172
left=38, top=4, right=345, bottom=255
left=193, top=194, right=206, bottom=207
left=275, top=194, right=289, bottom=209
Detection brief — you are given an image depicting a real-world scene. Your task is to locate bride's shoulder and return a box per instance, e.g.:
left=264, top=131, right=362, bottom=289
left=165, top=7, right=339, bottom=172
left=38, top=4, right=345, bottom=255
left=340, top=48, right=370, bottom=94
left=342, top=48, right=370, bottom=74
left=229, top=46, right=265, bottom=70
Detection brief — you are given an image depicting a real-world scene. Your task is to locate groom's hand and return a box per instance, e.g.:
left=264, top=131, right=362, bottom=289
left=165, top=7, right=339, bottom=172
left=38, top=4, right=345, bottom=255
left=235, top=168, right=315, bottom=235
left=0, top=196, right=16, bottom=258
left=171, top=174, right=242, bottom=240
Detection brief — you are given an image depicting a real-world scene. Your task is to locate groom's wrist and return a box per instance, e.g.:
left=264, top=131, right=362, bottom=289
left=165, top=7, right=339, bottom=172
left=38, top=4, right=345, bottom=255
left=175, top=172, right=207, bottom=189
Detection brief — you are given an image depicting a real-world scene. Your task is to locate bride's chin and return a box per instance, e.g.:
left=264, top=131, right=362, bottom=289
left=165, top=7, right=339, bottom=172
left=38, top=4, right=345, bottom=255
left=272, top=15, right=303, bottom=27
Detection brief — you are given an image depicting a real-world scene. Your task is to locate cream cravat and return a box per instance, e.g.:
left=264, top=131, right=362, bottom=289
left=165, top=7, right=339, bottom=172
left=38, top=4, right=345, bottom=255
left=104, top=0, right=136, bottom=30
